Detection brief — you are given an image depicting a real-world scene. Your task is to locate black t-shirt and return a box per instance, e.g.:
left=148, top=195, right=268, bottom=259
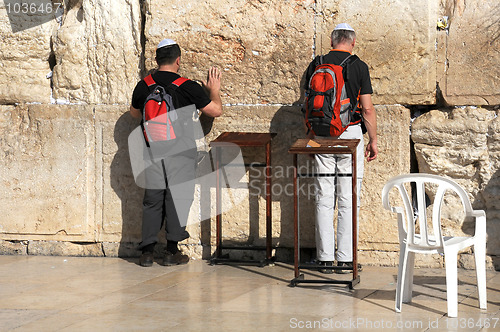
left=304, top=50, right=373, bottom=109
left=131, top=71, right=211, bottom=111
left=131, top=71, right=211, bottom=160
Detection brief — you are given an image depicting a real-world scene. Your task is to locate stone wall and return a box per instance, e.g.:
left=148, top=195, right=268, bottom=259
left=0, top=0, right=499, bottom=269
left=412, top=107, right=500, bottom=256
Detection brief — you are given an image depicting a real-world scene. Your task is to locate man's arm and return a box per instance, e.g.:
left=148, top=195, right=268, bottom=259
left=359, top=94, right=378, bottom=162
left=129, top=105, right=141, bottom=119
left=200, top=66, right=222, bottom=117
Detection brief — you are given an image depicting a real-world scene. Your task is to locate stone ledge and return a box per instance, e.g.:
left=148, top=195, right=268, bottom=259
left=1, top=240, right=497, bottom=270
left=0, top=240, right=28, bottom=255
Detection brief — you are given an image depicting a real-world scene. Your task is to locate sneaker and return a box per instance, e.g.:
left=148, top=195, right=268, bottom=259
left=139, top=252, right=154, bottom=267
left=318, top=261, right=334, bottom=274
left=335, top=261, right=363, bottom=274
left=161, top=251, right=189, bottom=266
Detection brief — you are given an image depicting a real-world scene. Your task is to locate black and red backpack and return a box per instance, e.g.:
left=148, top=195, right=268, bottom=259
left=141, top=74, right=188, bottom=145
left=304, top=54, right=360, bottom=137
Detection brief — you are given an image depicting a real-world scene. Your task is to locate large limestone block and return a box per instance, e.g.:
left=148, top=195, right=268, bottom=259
left=359, top=105, right=411, bottom=251
left=0, top=240, right=27, bottom=255
left=0, top=105, right=96, bottom=241
left=359, top=249, right=444, bottom=268
left=52, top=0, right=142, bottom=104
left=94, top=106, right=143, bottom=243
left=412, top=108, right=494, bottom=188
left=316, top=0, right=438, bottom=105
left=28, top=240, right=103, bottom=256
left=412, top=107, right=500, bottom=254
left=203, top=105, right=306, bottom=248
left=438, top=0, right=500, bottom=105
left=144, top=0, right=315, bottom=105
left=0, top=3, right=55, bottom=103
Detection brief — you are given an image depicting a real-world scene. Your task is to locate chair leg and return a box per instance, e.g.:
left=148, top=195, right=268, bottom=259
left=474, top=242, right=487, bottom=310
left=396, top=246, right=411, bottom=312
left=444, top=250, right=458, bottom=317
left=403, top=251, right=415, bottom=303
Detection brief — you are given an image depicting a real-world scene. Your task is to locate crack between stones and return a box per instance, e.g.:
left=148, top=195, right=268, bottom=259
left=312, top=0, right=318, bottom=58
left=139, top=0, right=147, bottom=78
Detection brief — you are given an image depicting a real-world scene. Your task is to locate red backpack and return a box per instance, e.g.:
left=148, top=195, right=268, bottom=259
left=141, top=74, right=188, bottom=144
left=304, top=54, right=359, bottom=137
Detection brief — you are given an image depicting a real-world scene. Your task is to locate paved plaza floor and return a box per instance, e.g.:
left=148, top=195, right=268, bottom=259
left=0, top=255, right=498, bottom=331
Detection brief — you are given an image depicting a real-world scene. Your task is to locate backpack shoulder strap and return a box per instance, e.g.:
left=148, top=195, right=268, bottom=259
left=339, top=54, right=359, bottom=82
left=166, top=77, right=190, bottom=93
left=312, top=55, right=323, bottom=69
left=143, top=74, right=156, bottom=87
left=144, top=75, right=189, bottom=90
left=339, top=54, right=359, bottom=68
left=172, top=77, right=189, bottom=87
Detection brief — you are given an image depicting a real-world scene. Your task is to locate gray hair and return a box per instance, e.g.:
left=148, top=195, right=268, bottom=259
left=331, top=29, right=356, bottom=47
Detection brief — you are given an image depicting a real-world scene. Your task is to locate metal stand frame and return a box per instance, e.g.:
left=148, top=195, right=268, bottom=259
left=210, top=132, right=276, bottom=266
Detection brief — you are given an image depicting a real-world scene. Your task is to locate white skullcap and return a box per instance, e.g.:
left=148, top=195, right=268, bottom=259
left=334, top=23, right=355, bottom=32
left=157, top=38, right=177, bottom=49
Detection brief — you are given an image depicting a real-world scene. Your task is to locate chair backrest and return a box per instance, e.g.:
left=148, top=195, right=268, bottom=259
left=382, top=174, right=474, bottom=250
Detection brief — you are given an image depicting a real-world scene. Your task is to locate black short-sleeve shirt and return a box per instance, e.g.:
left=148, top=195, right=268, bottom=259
left=131, top=71, right=211, bottom=111
left=304, top=50, right=373, bottom=107
left=131, top=71, right=211, bottom=159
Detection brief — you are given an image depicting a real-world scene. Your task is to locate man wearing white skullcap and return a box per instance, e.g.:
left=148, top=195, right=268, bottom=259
left=303, top=23, right=378, bottom=274
left=130, top=38, right=222, bottom=267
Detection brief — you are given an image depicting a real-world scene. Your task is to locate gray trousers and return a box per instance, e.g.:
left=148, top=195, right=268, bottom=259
left=314, top=125, right=364, bottom=262
left=139, top=155, right=195, bottom=250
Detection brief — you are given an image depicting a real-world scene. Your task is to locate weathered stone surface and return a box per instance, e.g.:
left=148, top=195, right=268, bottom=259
left=484, top=114, right=500, bottom=222
left=144, top=0, right=315, bottom=105
left=359, top=106, right=412, bottom=251
left=0, top=1, right=498, bottom=266
left=179, top=243, right=203, bottom=261
left=360, top=250, right=496, bottom=269
left=0, top=240, right=27, bottom=255
left=0, top=4, right=55, bottom=103
left=2, top=0, right=498, bottom=107
left=51, top=0, right=142, bottom=104
left=27, top=240, right=103, bottom=256
left=101, top=241, right=139, bottom=257
left=42, top=104, right=409, bottom=258
left=412, top=107, right=500, bottom=254
left=359, top=249, right=444, bottom=268
left=438, top=0, right=500, bottom=105
left=204, top=105, right=307, bottom=248
left=316, top=0, right=438, bottom=105
left=412, top=108, right=494, bottom=191
left=458, top=252, right=495, bottom=270
left=0, top=105, right=96, bottom=241
left=95, top=106, right=143, bottom=244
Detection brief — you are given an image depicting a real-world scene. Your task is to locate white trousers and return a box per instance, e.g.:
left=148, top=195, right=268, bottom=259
left=315, top=125, right=364, bottom=262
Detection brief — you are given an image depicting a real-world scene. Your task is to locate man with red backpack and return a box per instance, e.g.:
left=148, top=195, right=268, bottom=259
left=129, top=39, right=222, bottom=267
left=303, top=23, right=378, bottom=273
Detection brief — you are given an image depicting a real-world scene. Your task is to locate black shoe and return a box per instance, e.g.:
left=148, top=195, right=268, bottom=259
left=139, top=252, right=154, bottom=267
left=335, top=261, right=363, bottom=274
left=160, top=251, right=189, bottom=266
left=319, top=261, right=334, bottom=274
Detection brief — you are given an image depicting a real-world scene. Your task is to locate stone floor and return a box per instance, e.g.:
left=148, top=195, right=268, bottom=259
left=0, top=255, right=499, bottom=331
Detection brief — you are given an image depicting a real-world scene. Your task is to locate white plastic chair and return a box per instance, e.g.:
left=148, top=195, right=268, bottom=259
left=382, top=173, right=487, bottom=317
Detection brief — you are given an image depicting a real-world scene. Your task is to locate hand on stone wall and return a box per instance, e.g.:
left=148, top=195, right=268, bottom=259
left=202, top=66, right=221, bottom=95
